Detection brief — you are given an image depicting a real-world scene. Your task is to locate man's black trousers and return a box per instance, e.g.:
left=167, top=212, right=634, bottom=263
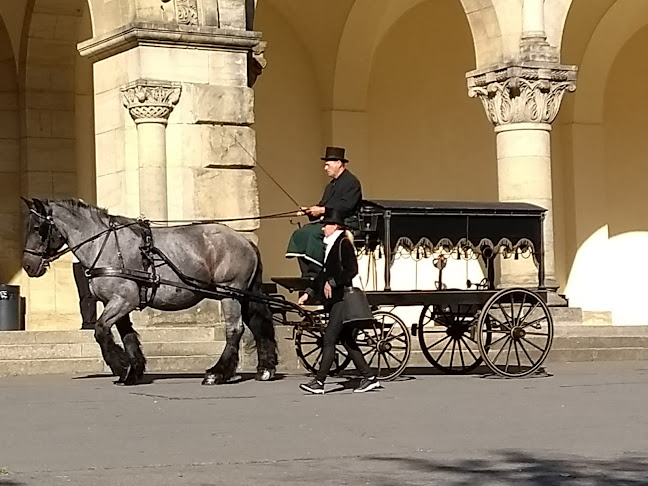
left=73, top=262, right=97, bottom=329
left=315, top=300, right=372, bottom=382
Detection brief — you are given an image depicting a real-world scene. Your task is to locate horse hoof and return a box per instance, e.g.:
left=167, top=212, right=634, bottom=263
left=113, top=365, right=131, bottom=385
left=202, top=373, right=218, bottom=386
left=123, top=375, right=139, bottom=386
left=256, top=369, right=275, bottom=381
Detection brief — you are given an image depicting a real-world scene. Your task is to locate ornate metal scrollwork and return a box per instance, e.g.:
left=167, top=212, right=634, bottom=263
left=389, top=236, right=539, bottom=265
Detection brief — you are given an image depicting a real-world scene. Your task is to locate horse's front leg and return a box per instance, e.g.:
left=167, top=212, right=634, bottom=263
left=116, top=315, right=146, bottom=386
left=94, top=296, right=138, bottom=384
left=203, top=298, right=244, bottom=385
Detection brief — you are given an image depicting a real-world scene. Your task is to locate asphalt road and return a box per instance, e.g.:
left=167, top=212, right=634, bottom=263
left=1, top=361, right=647, bottom=485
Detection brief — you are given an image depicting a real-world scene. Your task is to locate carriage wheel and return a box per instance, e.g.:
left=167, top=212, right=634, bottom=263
left=477, top=288, right=554, bottom=378
left=354, top=311, right=411, bottom=381
left=417, top=304, right=486, bottom=374
left=295, top=321, right=352, bottom=376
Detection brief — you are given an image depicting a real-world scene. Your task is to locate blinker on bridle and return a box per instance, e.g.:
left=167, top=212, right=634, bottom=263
left=23, top=208, right=58, bottom=264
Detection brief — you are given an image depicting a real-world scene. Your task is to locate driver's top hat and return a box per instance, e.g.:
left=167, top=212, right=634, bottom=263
left=321, top=146, right=349, bottom=163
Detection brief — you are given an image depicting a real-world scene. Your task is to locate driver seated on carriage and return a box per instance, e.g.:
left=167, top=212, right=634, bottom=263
left=285, top=146, right=362, bottom=279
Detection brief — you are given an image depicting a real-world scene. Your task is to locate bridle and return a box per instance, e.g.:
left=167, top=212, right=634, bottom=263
left=23, top=207, right=142, bottom=270
left=23, top=208, right=61, bottom=265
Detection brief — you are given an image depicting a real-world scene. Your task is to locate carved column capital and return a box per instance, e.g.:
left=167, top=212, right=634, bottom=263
left=467, top=63, right=577, bottom=126
left=121, top=80, right=182, bottom=125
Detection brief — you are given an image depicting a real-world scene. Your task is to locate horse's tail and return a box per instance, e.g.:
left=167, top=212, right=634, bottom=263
left=245, top=244, right=278, bottom=377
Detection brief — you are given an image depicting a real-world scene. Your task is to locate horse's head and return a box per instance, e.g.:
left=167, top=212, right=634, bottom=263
left=22, top=198, right=66, bottom=277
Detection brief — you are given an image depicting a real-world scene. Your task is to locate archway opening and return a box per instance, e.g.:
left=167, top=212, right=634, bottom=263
left=0, top=16, right=20, bottom=284
left=19, top=0, right=95, bottom=329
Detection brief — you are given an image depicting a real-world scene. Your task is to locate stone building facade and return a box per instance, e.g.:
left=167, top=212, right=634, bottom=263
left=0, top=0, right=646, bottom=328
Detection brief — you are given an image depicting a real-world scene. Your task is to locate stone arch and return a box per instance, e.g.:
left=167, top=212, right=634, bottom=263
left=18, top=0, right=96, bottom=329
left=573, top=1, right=648, bottom=124
left=0, top=15, right=21, bottom=284
left=365, top=0, right=495, bottom=200
left=19, top=0, right=95, bottom=201
left=333, top=0, right=503, bottom=112
left=253, top=1, right=328, bottom=278
left=558, top=0, right=648, bottom=323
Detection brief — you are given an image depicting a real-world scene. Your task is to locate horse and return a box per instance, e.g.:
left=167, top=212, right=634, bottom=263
left=21, top=198, right=277, bottom=386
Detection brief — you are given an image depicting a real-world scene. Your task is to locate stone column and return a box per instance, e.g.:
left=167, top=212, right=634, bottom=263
left=121, top=81, right=181, bottom=221
left=467, top=65, right=576, bottom=288
left=521, top=0, right=546, bottom=42
left=78, top=0, right=263, bottom=327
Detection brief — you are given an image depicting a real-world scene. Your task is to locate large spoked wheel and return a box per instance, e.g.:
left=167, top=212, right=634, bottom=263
left=417, top=304, right=486, bottom=374
left=354, top=311, right=411, bottom=381
left=477, top=288, right=554, bottom=378
left=295, top=315, right=352, bottom=376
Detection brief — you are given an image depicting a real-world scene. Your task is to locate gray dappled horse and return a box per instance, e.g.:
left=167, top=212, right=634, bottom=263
left=21, top=198, right=277, bottom=386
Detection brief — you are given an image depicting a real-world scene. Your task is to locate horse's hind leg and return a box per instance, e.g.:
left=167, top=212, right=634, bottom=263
left=95, top=297, right=137, bottom=382
left=245, top=300, right=278, bottom=381
left=116, top=315, right=146, bottom=385
left=203, top=298, right=244, bottom=385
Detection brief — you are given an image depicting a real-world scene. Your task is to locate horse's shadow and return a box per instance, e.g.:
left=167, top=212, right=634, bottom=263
left=73, top=372, right=287, bottom=385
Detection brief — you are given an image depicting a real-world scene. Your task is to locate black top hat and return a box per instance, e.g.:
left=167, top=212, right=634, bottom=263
left=321, top=146, right=349, bottom=163
left=321, top=208, right=346, bottom=226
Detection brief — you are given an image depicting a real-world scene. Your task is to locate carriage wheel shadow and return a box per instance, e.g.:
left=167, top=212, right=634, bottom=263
left=332, top=365, right=551, bottom=384
left=393, top=366, right=551, bottom=380
left=362, top=451, right=648, bottom=486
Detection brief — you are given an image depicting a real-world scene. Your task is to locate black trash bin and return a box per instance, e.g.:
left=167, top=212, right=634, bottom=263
left=0, top=285, right=21, bottom=331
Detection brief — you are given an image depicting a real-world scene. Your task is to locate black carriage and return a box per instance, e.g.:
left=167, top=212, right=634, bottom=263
left=272, top=199, right=554, bottom=380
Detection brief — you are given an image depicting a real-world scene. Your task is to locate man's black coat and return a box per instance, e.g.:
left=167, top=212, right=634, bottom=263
left=317, top=169, right=362, bottom=219
left=306, top=233, right=358, bottom=305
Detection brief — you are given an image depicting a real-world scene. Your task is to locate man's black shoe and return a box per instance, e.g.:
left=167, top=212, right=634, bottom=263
left=354, top=376, right=381, bottom=393
left=299, top=378, right=325, bottom=394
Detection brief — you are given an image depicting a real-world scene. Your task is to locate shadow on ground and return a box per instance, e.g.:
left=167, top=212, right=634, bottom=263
left=364, top=450, right=648, bottom=486
left=0, top=479, right=25, bottom=486
left=73, top=372, right=286, bottom=385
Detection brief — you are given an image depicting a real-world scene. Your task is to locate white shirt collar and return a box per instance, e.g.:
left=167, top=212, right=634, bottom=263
left=323, top=229, right=344, bottom=261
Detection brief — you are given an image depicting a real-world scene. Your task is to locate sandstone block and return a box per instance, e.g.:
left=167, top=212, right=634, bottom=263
left=208, top=50, right=247, bottom=87
left=0, top=139, right=20, bottom=173
left=193, top=167, right=260, bottom=231
left=184, top=84, right=254, bottom=125
left=217, top=0, right=247, bottom=30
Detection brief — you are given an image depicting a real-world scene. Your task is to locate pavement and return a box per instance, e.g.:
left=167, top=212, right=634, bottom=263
left=0, top=361, right=647, bottom=485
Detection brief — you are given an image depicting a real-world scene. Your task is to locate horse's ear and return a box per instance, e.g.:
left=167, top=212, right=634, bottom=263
left=21, top=197, right=33, bottom=209
left=32, top=198, right=47, bottom=215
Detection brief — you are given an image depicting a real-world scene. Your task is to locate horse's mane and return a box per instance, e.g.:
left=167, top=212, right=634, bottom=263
left=51, top=199, right=148, bottom=237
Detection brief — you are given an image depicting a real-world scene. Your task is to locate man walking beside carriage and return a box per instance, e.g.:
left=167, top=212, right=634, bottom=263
left=297, top=208, right=381, bottom=395
left=285, top=146, right=362, bottom=279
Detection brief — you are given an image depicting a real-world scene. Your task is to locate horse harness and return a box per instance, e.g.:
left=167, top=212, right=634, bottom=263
left=87, top=220, right=163, bottom=310
left=25, top=207, right=308, bottom=316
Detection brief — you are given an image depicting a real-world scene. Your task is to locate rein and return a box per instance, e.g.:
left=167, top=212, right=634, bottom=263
left=25, top=204, right=310, bottom=315
left=26, top=208, right=302, bottom=266
left=147, top=209, right=300, bottom=225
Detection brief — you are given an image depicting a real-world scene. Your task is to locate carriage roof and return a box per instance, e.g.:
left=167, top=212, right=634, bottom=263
left=360, top=199, right=546, bottom=216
